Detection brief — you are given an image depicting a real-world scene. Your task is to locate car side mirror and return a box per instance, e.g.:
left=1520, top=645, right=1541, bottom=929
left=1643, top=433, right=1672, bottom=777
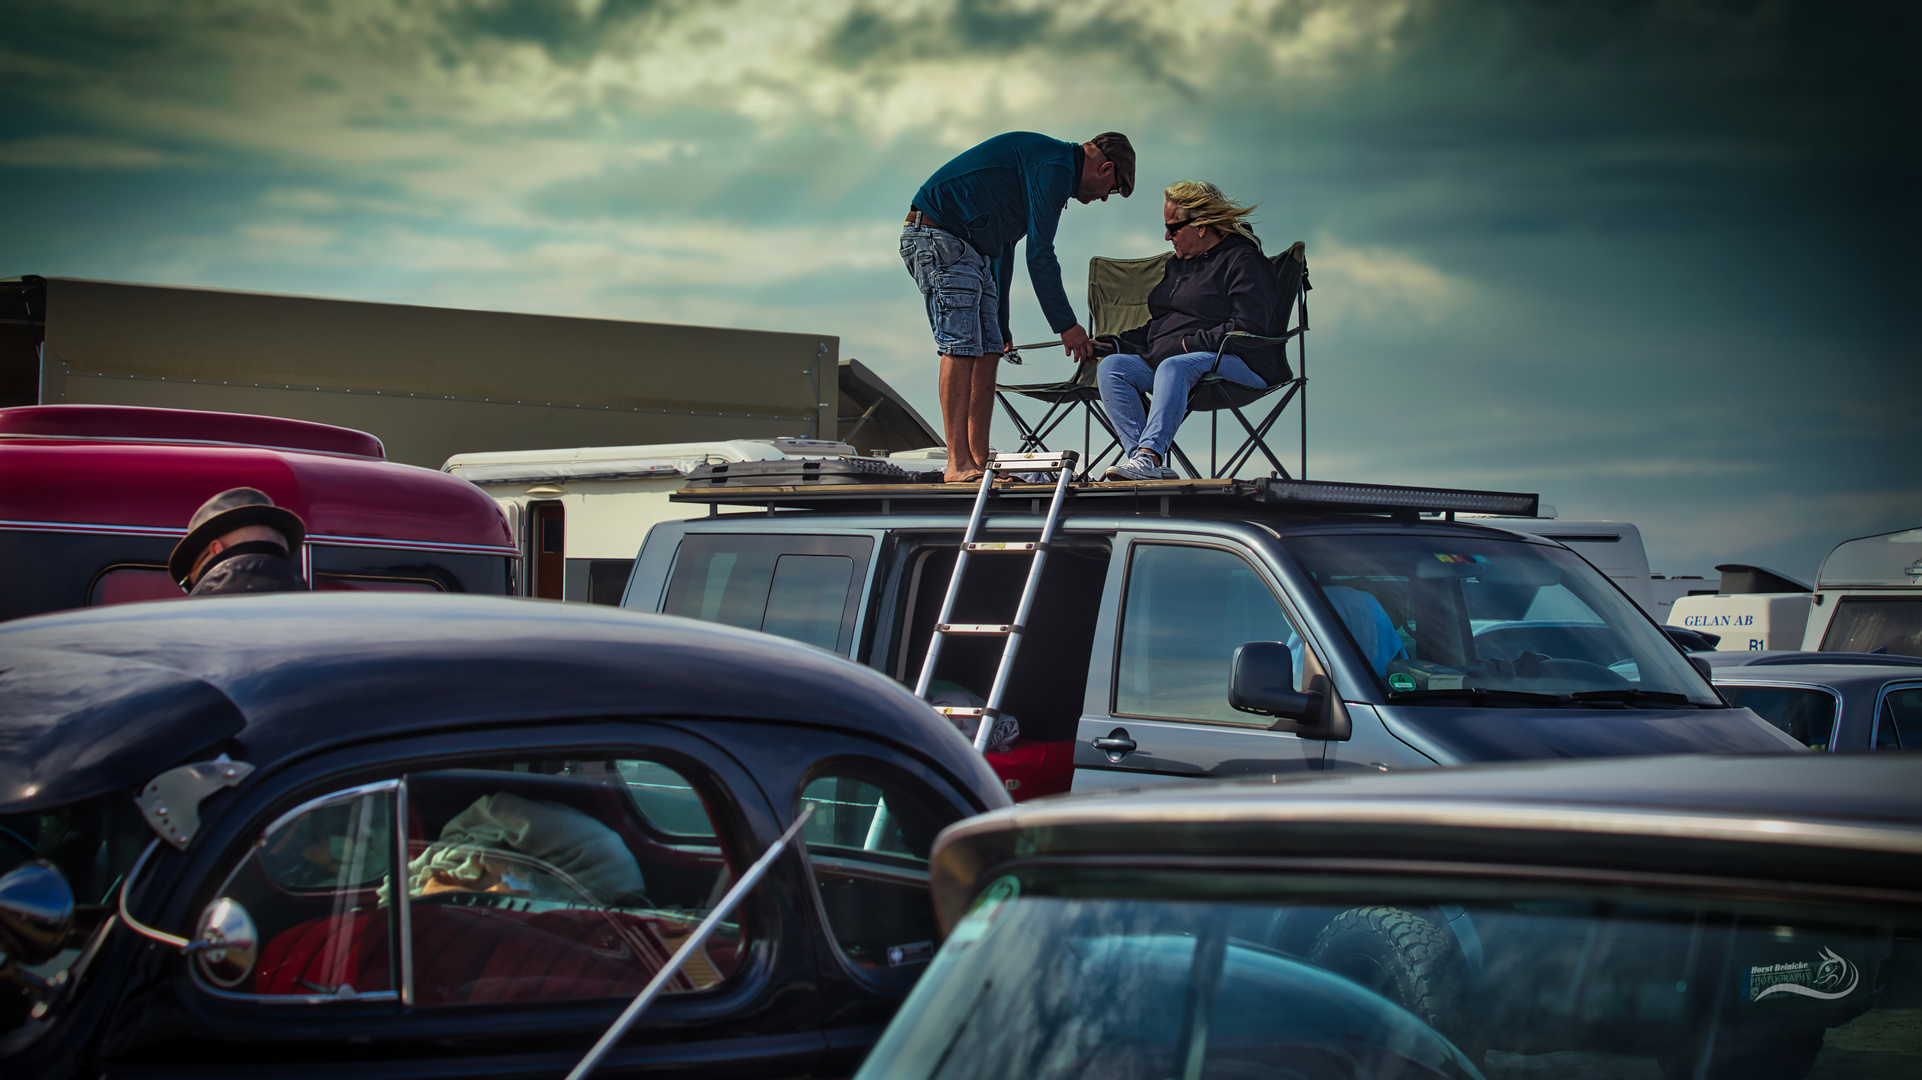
left=192, top=897, right=258, bottom=989
left=0, top=860, right=76, bottom=1021
left=0, top=861, right=74, bottom=967
left=1231, top=642, right=1327, bottom=727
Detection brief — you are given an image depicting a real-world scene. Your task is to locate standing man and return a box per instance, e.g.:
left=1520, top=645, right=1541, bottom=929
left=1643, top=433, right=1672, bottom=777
left=902, top=131, right=1135, bottom=482
left=168, top=487, right=310, bottom=596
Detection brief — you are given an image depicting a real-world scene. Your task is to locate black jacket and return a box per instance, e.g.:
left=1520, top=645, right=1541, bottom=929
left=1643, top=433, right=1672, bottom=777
left=1116, top=233, right=1285, bottom=384
left=188, top=543, right=309, bottom=597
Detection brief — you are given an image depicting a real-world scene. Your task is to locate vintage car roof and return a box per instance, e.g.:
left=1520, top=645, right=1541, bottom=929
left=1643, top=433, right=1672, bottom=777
left=1698, top=650, right=1922, bottom=670
left=0, top=405, right=513, bottom=552
left=0, top=594, right=1000, bottom=814
left=928, top=755, right=1922, bottom=928
left=1714, top=662, right=1922, bottom=688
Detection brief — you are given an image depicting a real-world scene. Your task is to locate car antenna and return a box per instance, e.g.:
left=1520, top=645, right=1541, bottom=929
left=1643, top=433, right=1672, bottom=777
left=565, top=803, right=816, bottom=1080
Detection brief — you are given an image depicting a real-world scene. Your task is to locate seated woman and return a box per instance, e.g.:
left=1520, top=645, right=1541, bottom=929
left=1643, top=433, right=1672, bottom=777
left=1096, top=181, right=1283, bottom=480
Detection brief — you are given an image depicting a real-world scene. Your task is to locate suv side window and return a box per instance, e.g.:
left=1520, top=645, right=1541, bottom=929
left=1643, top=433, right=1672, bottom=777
left=1117, top=543, right=1300, bottom=726
left=662, top=535, right=874, bottom=654
left=798, top=769, right=946, bottom=981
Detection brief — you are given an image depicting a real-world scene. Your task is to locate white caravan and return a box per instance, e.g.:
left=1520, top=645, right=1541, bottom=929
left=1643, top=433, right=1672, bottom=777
left=443, top=438, right=862, bottom=603
left=1801, top=527, right=1922, bottom=655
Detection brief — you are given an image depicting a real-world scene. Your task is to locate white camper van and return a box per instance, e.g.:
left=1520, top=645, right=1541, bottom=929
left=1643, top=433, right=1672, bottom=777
left=1801, top=527, right=1922, bottom=655
left=443, top=438, right=864, bottom=603
left=1666, top=565, right=1813, bottom=651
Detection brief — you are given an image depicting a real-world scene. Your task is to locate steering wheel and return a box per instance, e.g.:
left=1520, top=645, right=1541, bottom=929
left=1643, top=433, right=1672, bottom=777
left=1514, top=651, right=1631, bottom=689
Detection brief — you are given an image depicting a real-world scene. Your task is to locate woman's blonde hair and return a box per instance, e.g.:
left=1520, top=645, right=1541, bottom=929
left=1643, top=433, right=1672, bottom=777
left=1164, top=180, right=1259, bottom=245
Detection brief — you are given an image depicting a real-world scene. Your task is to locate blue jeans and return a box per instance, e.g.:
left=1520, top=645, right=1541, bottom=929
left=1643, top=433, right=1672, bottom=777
left=901, top=222, right=1003, bottom=357
left=1097, top=350, right=1266, bottom=457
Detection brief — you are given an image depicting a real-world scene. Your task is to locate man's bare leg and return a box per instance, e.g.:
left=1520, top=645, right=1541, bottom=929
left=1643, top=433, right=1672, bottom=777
left=938, top=353, right=979, bottom=482
left=967, top=352, right=999, bottom=475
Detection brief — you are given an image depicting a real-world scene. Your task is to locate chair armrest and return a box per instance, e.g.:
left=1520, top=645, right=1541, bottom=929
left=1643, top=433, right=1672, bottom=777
left=1223, top=329, right=1300, bottom=347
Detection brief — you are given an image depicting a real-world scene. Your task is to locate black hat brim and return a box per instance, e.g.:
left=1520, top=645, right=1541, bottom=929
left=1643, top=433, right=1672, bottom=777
left=168, top=504, right=308, bottom=585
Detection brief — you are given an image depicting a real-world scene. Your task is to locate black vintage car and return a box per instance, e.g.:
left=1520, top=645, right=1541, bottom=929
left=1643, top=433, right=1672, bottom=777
left=860, top=755, right=1922, bottom=1080
left=0, top=594, right=1010, bottom=1079
left=1697, top=652, right=1922, bottom=752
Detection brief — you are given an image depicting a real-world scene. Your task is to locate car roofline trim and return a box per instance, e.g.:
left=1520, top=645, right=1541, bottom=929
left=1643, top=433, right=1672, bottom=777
left=937, top=799, right=1922, bottom=858
left=956, top=853, right=1922, bottom=908
left=1, top=520, right=517, bottom=557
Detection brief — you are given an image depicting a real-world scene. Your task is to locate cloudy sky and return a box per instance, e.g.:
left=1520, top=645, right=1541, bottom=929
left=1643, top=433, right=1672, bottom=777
left=2, top=0, right=1914, bottom=580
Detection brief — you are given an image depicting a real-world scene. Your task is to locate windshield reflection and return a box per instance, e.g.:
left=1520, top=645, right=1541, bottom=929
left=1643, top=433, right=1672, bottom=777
left=857, top=881, right=1918, bottom=1080
left=1280, top=534, right=1719, bottom=705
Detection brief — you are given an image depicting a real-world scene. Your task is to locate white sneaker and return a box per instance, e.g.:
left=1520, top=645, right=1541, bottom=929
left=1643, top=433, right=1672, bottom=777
left=1105, top=451, right=1176, bottom=481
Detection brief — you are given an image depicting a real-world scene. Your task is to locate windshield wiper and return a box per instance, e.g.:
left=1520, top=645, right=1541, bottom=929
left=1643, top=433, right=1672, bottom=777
left=1385, top=687, right=1567, bottom=707
left=1568, top=688, right=1700, bottom=708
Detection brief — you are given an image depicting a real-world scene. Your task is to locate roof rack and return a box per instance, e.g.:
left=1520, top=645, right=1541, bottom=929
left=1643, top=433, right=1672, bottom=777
left=670, top=476, right=1539, bottom=517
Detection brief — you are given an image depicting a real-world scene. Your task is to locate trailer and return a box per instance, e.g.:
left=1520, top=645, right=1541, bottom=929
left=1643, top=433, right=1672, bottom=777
left=0, top=276, right=938, bottom=468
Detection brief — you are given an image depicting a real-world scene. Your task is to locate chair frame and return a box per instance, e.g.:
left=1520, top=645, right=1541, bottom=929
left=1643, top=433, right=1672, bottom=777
left=992, top=358, right=1130, bottom=481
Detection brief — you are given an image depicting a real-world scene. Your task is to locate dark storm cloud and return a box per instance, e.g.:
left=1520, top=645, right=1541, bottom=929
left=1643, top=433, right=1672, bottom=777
left=437, top=0, right=699, bottom=67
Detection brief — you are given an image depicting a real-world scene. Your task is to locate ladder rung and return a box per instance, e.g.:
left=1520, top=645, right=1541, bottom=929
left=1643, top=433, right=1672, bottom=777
left=992, top=451, right=1077, bottom=462
left=931, top=706, right=999, bottom=719
left=965, top=541, right=1041, bottom=552
left=988, top=454, right=1073, bottom=471
left=938, top=623, right=1020, bottom=635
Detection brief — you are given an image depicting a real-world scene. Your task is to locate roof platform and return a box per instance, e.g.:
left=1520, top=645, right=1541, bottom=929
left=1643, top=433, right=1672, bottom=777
left=670, top=476, right=1540, bottom=518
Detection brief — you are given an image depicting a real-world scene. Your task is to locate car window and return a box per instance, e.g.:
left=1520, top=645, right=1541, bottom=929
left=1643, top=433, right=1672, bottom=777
left=207, top=784, right=398, bottom=998
left=1717, top=686, right=1837, bottom=751
left=1873, top=686, right=1922, bottom=751
left=1821, top=597, right=1922, bottom=657
left=88, top=565, right=184, bottom=606
left=403, top=759, right=737, bottom=1006
left=662, top=534, right=873, bottom=655
left=199, top=757, right=741, bottom=1006
left=1116, top=544, right=1299, bottom=726
left=1279, top=534, right=1719, bottom=703
left=799, top=771, right=948, bottom=980
left=856, top=876, right=1922, bottom=1080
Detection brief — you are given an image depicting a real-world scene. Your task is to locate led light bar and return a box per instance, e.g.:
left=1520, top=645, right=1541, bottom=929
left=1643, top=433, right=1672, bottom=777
left=1253, top=478, right=1539, bottom=517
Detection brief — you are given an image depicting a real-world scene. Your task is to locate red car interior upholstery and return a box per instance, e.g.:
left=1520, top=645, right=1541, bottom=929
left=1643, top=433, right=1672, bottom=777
left=253, top=767, right=743, bottom=1003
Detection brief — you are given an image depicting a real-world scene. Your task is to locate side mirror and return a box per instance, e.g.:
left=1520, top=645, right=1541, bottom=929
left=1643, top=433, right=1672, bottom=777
left=1231, top=642, right=1326, bottom=726
left=192, top=897, right=258, bottom=989
left=0, top=861, right=74, bottom=966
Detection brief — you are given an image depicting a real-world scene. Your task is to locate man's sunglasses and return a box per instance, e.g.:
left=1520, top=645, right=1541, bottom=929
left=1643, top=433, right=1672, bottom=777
left=1165, top=220, right=1191, bottom=235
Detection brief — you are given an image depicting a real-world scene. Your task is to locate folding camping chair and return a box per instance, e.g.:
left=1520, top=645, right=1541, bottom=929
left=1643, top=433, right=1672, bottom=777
left=1164, top=240, right=1311, bottom=480
left=993, top=252, right=1170, bottom=480
left=996, top=243, right=1311, bottom=480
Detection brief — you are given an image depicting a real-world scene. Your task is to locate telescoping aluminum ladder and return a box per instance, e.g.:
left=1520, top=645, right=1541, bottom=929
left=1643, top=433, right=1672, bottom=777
left=913, top=451, right=1078, bottom=752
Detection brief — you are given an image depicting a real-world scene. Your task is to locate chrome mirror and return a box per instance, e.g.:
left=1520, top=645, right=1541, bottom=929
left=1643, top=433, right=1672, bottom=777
left=0, top=861, right=74, bottom=966
left=191, top=898, right=257, bottom=988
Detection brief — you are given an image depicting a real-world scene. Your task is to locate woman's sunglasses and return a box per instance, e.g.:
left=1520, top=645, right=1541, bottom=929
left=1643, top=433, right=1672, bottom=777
left=1164, top=220, right=1191, bottom=236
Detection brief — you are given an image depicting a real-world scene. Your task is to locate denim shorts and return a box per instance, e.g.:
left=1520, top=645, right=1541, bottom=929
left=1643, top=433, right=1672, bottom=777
left=901, top=222, right=1003, bottom=357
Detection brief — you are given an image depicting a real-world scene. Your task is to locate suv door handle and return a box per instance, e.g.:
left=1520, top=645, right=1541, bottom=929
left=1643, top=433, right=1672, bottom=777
left=1092, top=728, right=1137, bottom=760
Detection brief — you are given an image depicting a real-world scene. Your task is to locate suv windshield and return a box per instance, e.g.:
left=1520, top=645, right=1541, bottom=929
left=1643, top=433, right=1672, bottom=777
left=1280, top=533, right=1717, bottom=705
left=858, top=874, right=1917, bottom=1080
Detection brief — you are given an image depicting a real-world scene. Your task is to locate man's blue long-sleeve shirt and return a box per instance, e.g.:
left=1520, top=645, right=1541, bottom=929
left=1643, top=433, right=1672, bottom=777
left=912, top=132, right=1082, bottom=341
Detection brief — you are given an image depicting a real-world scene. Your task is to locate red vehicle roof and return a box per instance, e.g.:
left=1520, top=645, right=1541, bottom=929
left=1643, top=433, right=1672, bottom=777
left=1, top=405, right=512, bottom=553
left=0, top=404, right=387, bottom=459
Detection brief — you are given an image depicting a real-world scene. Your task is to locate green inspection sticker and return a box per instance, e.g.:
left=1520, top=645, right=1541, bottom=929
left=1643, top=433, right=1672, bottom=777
left=945, top=875, right=1020, bottom=952
left=1387, top=672, right=1417, bottom=691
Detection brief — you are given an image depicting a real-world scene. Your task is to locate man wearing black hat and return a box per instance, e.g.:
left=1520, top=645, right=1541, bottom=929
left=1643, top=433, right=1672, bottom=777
left=169, top=487, right=310, bottom=597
